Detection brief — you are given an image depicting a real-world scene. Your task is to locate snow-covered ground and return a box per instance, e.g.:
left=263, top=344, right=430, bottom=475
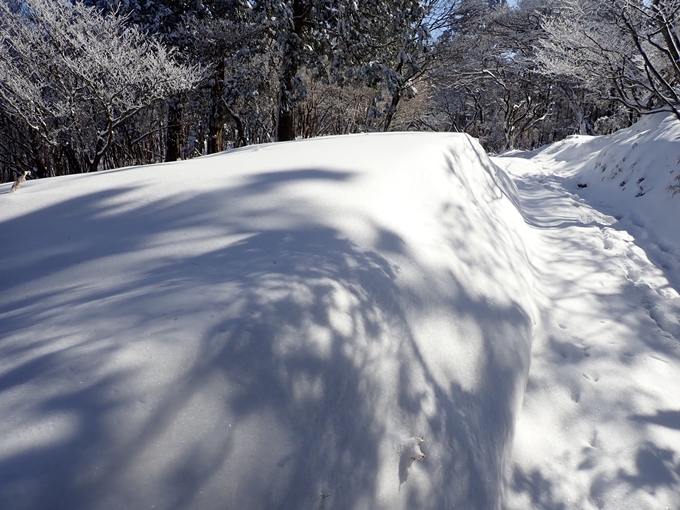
left=496, top=113, right=680, bottom=510
left=0, top=115, right=678, bottom=510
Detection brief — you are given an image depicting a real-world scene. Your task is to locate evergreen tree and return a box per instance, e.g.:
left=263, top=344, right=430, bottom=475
left=244, top=0, right=435, bottom=141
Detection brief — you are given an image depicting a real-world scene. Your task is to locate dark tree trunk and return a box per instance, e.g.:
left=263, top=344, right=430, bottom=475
left=276, top=0, right=311, bottom=142
left=223, top=99, right=247, bottom=147
left=208, top=59, right=226, bottom=154
left=33, top=157, right=48, bottom=179
left=165, top=96, right=182, bottom=162
left=383, top=90, right=402, bottom=132
left=277, top=109, right=295, bottom=141
left=62, top=143, right=81, bottom=175
left=277, top=59, right=297, bottom=142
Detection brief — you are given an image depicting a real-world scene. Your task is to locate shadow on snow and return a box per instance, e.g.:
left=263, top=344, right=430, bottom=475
left=0, top=162, right=532, bottom=510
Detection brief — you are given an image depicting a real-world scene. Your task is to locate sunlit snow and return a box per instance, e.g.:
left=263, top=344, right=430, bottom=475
left=1, top=116, right=679, bottom=510
left=497, top=113, right=680, bottom=510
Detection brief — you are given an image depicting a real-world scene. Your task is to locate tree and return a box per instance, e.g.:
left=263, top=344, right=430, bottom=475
left=535, top=0, right=680, bottom=119
left=0, top=0, right=199, bottom=174
left=427, top=0, right=559, bottom=151
left=243, top=0, right=436, bottom=141
left=89, top=0, right=269, bottom=155
left=85, top=0, right=438, bottom=149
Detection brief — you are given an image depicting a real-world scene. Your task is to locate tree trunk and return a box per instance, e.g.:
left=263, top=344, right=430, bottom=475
left=653, top=0, right=680, bottom=72
left=276, top=0, right=310, bottom=142
left=208, top=59, right=226, bottom=154
left=62, top=143, right=81, bottom=175
left=383, top=90, right=401, bottom=131
left=384, top=61, right=404, bottom=132
left=277, top=49, right=298, bottom=142
left=223, top=99, right=247, bottom=147
left=165, top=96, right=182, bottom=161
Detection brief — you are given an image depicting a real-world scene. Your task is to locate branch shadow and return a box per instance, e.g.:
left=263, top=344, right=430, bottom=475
left=631, top=409, right=680, bottom=430
left=509, top=466, right=567, bottom=510
left=0, top=154, right=534, bottom=510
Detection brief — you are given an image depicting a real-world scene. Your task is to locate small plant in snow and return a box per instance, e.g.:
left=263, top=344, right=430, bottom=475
left=10, top=170, right=30, bottom=193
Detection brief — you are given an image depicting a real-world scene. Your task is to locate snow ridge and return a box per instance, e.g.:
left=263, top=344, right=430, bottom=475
left=0, top=133, right=535, bottom=510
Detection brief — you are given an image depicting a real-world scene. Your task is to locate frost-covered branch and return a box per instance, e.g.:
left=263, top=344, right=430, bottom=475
left=534, top=0, right=680, bottom=119
left=0, top=0, right=200, bottom=173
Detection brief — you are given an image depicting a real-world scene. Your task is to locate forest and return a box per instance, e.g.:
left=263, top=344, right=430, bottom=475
left=1, top=0, right=679, bottom=183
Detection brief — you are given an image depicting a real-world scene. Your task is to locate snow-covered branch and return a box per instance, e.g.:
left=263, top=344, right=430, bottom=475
left=534, top=0, right=680, bottom=119
left=0, top=0, right=200, bottom=173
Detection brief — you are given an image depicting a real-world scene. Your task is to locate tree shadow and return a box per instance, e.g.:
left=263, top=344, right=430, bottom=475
left=509, top=466, right=567, bottom=510
left=619, top=443, right=679, bottom=490
left=587, top=441, right=680, bottom=507
left=631, top=409, right=680, bottom=430
left=0, top=152, right=534, bottom=510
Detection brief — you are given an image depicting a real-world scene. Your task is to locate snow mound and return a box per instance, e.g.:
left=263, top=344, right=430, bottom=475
left=0, top=133, right=535, bottom=510
left=528, top=113, right=680, bottom=262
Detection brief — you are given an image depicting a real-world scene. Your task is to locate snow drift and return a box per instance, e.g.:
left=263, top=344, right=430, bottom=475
left=497, top=115, right=680, bottom=510
left=524, top=113, right=680, bottom=265
left=0, top=133, right=535, bottom=510
left=514, top=113, right=680, bottom=330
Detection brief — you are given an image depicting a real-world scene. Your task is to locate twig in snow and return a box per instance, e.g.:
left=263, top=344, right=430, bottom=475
left=10, top=170, right=30, bottom=193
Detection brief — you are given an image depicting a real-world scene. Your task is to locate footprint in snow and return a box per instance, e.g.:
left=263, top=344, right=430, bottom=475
left=569, top=387, right=581, bottom=403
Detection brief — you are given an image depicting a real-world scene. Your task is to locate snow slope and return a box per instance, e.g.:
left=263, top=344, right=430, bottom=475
left=2, top=115, right=679, bottom=510
left=518, top=113, right=680, bottom=289
left=496, top=114, right=680, bottom=510
left=0, top=133, right=536, bottom=510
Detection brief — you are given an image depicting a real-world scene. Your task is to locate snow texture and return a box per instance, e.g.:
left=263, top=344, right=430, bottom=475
left=0, top=133, right=535, bottom=510
left=497, top=113, right=680, bottom=510
left=1, top=115, right=679, bottom=510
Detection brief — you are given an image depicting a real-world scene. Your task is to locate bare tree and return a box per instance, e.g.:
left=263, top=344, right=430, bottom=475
left=536, top=0, right=680, bottom=118
left=0, top=0, right=200, bottom=175
left=428, top=0, right=559, bottom=151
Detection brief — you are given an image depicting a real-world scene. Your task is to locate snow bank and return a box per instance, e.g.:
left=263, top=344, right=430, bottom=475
left=496, top=116, right=680, bottom=510
left=524, top=113, right=680, bottom=283
left=519, top=113, right=680, bottom=342
left=0, top=133, right=535, bottom=510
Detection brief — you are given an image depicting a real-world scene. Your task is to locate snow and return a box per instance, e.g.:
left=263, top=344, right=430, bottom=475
left=496, top=113, right=680, bottom=510
left=0, top=133, right=536, bottom=510
left=0, top=116, right=679, bottom=510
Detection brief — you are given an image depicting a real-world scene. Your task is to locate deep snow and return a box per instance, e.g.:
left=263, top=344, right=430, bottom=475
left=0, top=133, right=536, bottom=510
left=496, top=114, right=680, bottom=510
left=0, top=115, right=679, bottom=510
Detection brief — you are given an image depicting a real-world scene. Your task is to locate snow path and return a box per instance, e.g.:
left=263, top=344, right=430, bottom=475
left=495, top=156, right=680, bottom=510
